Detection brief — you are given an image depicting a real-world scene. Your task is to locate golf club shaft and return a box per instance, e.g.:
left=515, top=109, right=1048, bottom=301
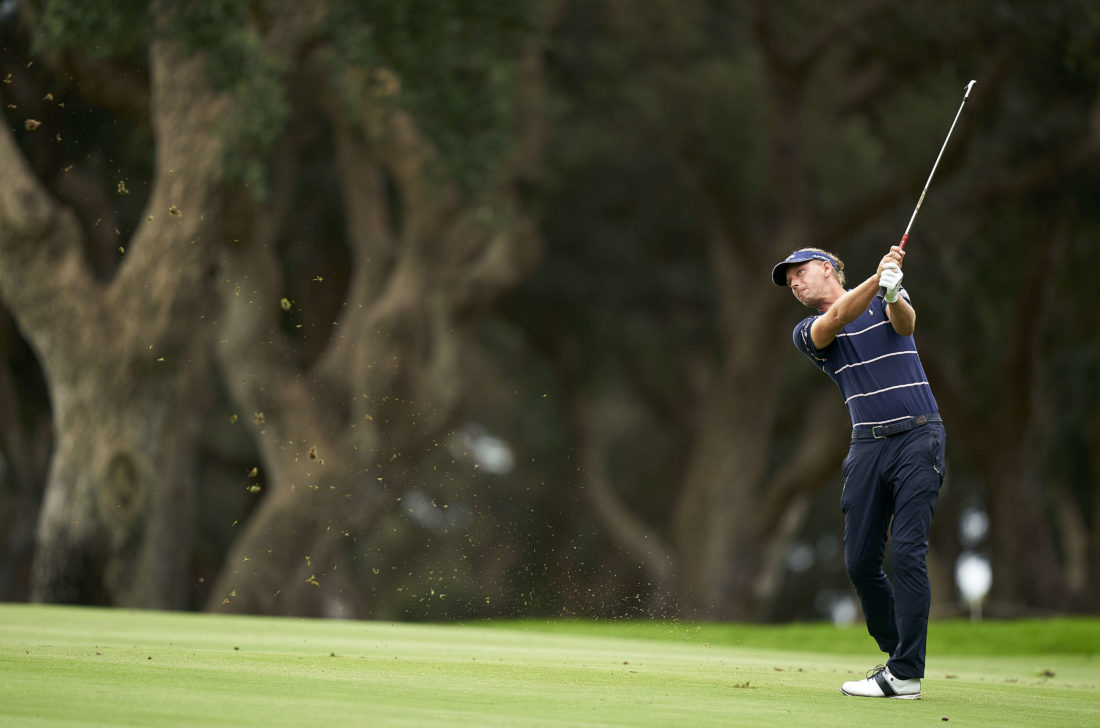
left=899, top=80, right=976, bottom=250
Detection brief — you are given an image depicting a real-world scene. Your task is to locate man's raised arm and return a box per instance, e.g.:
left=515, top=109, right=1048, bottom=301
left=810, top=246, right=905, bottom=349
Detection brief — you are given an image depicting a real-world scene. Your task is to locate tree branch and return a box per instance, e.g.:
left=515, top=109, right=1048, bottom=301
left=792, top=0, right=900, bottom=74
left=0, top=89, right=99, bottom=364
left=758, top=389, right=850, bottom=533
left=558, top=342, right=678, bottom=612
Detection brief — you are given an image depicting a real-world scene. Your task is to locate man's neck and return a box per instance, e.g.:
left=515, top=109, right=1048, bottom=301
left=817, top=287, right=845, bottom=313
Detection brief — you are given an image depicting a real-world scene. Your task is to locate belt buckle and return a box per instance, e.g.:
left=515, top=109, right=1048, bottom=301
left=871, top=424, right=888, bottom=439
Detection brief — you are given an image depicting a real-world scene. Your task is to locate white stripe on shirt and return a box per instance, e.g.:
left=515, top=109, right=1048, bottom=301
left=834, top=350, right=919, bottom=375
left=844, top=381, right=930, bottom=405
left=836, top=320, right=891, bottom=338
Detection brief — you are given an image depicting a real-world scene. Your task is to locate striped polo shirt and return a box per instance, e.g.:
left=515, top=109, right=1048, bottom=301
left=793, top=289, right=938, bottom=428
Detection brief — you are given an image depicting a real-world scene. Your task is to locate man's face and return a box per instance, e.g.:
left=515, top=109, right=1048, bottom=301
left=785, top=260, right=832, bottom=308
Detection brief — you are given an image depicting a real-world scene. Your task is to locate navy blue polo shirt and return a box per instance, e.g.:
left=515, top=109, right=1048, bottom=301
left=793, top=289, right=939, bottom=428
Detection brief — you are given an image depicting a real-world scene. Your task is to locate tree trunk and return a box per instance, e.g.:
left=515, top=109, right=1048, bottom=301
left=553, top=334, right=679, bottom=614
left=0, top=315, right=51, bottom=599
left=0, top=39, right=228, bottom=607
left=669, top=9, right=823, bottom=616
left=668, top=278, right=847, bottom=619
left=207, top=46, right=544, bottom=614
left=927, top=230, right=1071, bottom=613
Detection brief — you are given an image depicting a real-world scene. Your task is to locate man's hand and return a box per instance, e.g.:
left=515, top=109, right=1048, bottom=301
left=879, top=262, right=903, bottom=303
left=876, top=245, right=905, bottom=276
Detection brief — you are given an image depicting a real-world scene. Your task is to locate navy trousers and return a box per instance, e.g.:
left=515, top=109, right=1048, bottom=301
left=841, top=421, right=946, bottom=679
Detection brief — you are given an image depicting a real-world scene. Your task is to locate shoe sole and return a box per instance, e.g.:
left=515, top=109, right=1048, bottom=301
left=841, top=688, right=921, bottom=700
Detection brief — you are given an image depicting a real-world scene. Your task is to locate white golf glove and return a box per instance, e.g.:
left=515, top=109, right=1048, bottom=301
left=879, top=262, right=903, bottom=303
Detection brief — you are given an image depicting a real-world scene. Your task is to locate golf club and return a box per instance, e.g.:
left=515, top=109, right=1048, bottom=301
left=898, top=79, right=976, bottom=250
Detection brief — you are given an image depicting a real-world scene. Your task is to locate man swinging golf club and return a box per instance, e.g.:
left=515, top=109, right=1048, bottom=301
left=772, top=79, right=972, bottom=699
left=771, top=244, right=946, bottom=699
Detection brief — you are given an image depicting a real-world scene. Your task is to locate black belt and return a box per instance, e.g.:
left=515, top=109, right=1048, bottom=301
left=852, top=413, right=942, bottom=441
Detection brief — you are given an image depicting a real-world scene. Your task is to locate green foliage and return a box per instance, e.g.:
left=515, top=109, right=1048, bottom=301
left=26, top=0, right=288, bottom=196
left=29, top=0, right=150, bottom=58
left=166, top=1, right=289, bottom=196
left=28, top=0, right=538, bottom=196
left=324, top=0, right=537, bottom=192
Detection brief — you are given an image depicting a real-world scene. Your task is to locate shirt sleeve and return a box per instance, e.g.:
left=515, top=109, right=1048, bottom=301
left=792, top=315, right=830, bottom=368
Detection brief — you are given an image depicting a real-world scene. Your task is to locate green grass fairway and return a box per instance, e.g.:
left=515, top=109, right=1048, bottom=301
left=1, top=605, right=1096, bottom=727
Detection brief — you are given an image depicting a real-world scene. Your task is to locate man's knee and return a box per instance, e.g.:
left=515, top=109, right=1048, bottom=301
left=891, top=541, right=929, bottom=574
left=845, top=557, right=885, bottom=585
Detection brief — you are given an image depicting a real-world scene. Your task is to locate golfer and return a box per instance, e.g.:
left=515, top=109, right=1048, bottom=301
left=771, top=245, right=946, bottom=700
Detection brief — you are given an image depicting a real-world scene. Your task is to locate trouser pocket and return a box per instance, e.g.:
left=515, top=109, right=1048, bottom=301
left=926, top=426, right=946, bottom=482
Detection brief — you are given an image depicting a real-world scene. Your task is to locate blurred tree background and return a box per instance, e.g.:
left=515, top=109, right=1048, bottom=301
left=1, top=0, right=1097, bottom=622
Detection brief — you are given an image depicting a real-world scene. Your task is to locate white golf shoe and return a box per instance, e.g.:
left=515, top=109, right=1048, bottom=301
left=841, top=665, right=921, bottom=699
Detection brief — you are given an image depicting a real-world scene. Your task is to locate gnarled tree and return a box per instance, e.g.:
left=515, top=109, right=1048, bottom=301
left=207, top=3, right=547, bottom=615
left=0, top=32, right=229, bottom=606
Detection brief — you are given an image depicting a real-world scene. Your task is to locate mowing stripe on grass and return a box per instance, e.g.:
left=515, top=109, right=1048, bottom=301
left=1, top=605, right=1096, bottom=727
